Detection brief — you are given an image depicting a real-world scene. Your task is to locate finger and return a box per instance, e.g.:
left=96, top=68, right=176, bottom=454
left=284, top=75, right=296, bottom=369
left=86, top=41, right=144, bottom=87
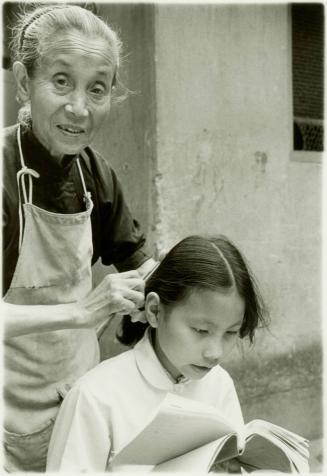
left=130, top=310, right=148, bottom=323
left=123, top=289, right=145, bottom=307
left=112, top=270, right=141, bottom=279
left=128, top=279, right=145, bottom=291
left=112, top=277, right=145, bottom=291
left=108, top=311, right=124, bottom=320
left=115, top=297, right=142, bottom=314
left=110, top=290, right=144, bottom=313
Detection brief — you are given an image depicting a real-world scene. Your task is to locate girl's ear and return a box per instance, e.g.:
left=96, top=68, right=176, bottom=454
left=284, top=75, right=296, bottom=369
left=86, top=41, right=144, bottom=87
left=13, top=61, right=31, bottom=104
left=145, top=292, right=161, bottom=328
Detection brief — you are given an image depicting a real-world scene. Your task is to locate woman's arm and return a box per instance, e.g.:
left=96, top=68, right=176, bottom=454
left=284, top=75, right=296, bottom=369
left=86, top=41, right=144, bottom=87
left=2, top=301, right=82, bottom=339
left=3, top=270, right=145, bottom=339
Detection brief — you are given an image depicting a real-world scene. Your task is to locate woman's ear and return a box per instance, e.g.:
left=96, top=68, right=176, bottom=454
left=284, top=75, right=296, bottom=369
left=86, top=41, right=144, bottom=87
left=145, top=292, right=161, bottom=328
left=13, top=61, right=31, bottom=104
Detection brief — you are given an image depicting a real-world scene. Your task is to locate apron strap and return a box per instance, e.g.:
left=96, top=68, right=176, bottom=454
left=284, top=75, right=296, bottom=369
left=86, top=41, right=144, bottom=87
left=16, top=125, right=40, bottom=252
left=76, top=158, right=92, bottom=204
left=16, top=125, right=92, bottom=252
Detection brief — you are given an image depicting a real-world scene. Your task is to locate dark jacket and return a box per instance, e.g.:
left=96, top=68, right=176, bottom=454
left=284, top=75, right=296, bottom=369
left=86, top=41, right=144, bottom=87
left=3, top=124, right=150, bottom=294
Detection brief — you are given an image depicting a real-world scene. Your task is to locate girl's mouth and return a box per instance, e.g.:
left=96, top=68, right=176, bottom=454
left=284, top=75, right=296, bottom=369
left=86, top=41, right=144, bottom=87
left=190, top=364, right=211, bottom=374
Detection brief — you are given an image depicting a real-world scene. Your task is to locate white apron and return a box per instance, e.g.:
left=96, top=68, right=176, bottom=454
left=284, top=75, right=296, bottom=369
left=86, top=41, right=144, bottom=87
left=3, top=126, right=100, bottom=472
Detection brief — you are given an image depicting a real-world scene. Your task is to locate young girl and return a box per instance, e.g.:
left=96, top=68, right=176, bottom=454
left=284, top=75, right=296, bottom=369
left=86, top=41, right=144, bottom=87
left=46, top=235, right=266, bottom=472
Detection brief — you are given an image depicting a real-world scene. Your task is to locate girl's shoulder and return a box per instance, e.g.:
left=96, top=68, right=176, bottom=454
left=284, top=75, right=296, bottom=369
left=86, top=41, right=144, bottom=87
left=74, top=348, right=139, bottom=397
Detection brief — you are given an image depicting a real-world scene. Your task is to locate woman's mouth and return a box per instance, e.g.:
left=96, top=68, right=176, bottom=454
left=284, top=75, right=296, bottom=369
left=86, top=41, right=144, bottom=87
left=57, top=125, right=85, bottom=135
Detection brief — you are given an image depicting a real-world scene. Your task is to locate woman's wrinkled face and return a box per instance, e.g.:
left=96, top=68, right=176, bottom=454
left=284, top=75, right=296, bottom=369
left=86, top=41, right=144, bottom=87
left=27, top=30, right=115, bottom=160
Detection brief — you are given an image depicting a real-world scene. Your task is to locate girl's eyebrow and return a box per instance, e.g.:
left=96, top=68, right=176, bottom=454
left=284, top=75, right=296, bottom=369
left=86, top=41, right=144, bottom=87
left=191, top=317, right=243, bottom=330
left=189, top=317, right=212, bottom=328
left=227, top=319, right=243, bottom=329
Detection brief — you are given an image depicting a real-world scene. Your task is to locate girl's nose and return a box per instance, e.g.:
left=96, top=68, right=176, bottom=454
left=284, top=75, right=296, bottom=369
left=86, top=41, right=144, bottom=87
left=202, top=341, right=223, bottom=365
left=65, top=93, right=89, bottom=118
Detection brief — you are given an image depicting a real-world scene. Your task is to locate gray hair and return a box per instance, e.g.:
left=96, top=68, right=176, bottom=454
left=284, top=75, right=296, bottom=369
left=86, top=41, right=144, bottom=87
left=10, top=3, right=122, bottom=80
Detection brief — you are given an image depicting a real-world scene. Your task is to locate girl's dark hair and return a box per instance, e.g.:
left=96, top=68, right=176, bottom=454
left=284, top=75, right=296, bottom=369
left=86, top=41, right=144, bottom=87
left=117, top=235, right=267, bottom=347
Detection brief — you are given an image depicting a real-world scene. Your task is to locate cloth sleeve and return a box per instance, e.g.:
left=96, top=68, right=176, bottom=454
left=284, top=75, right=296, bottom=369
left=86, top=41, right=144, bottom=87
left=46, top=383, right=111, bottom=472
left=101, top=168, right=150, bottom=271
left=85, top=149, right=152, bottom=271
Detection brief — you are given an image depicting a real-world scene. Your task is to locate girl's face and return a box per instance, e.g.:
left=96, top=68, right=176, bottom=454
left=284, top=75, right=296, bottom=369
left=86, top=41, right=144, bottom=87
left=150, top=288, right=245, bottom=381
left=21, top=30, right=115, bottom=161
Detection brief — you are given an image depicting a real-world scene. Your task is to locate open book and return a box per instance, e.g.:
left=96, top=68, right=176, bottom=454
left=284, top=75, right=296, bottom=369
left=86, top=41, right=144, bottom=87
left=112, top=393, right=310, bottom=473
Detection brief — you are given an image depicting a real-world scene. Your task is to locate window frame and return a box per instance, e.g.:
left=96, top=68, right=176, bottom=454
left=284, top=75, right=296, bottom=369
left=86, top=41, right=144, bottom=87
left=288, top=4, right=323, bottom=164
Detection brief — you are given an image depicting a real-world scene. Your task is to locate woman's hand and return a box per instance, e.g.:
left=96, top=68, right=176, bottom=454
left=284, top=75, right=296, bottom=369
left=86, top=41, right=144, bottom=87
left=3, top=270, right=144, bottom=338
left=76, top=270, right=145, bottom=329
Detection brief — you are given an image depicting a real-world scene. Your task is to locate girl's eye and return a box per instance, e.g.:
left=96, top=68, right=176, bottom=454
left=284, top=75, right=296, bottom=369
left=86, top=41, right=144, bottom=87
left=193, top=328, right=208, bottom=335
left=226, top=330, right=240, bottom=336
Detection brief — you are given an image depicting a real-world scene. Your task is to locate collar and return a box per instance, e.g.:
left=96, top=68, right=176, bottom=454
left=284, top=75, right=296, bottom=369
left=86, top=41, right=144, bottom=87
left=133, top=328, right=190, bottom=391
left=19, top=123, right=77, bottom=180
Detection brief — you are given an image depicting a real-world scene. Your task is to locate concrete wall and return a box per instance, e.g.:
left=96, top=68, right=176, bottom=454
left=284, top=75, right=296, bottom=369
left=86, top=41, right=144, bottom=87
left=93, top=3, right=156, bottom=242
left=89, top=3, right=157, bottom=359
left=152, top=4, right=322, bottom=439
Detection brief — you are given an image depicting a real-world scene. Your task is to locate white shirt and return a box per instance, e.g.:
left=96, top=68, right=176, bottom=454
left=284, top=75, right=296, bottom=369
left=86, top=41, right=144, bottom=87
left=46, top=329, right=244, bottom=472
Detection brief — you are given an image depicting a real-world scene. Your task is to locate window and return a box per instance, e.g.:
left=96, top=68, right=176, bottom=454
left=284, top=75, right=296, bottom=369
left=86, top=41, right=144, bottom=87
left=292, top=3, right=324, bottom=153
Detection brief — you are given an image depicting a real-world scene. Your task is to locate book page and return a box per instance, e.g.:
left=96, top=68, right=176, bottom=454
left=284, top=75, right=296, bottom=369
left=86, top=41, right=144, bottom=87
left=249, top=420, right=309, bottom=459
left=113, top=393, right=236, bottom=467
left=238, top=434, right=293, bottom=472
left=213, top=434, right=239, bottom=464
left=111, top=464, right=154, bottom=473
left=243, top=420, right=310, bottom=472
left=153, top=434, right=238, bottom=473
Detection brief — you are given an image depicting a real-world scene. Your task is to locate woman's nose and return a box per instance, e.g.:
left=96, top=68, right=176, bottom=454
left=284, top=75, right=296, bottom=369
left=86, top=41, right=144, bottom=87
left=65, top=92, right=89, bottom=118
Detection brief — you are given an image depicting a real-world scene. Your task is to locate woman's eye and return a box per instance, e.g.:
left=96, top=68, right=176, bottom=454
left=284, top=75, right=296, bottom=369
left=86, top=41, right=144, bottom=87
left=90, top=84, right=106, bottom=97
left=53, top=75, right=69, bottom=88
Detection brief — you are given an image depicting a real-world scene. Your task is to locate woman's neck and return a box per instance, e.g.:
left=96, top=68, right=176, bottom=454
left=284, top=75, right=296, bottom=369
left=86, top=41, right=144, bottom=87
left=21, top=123, right=76, bottom=176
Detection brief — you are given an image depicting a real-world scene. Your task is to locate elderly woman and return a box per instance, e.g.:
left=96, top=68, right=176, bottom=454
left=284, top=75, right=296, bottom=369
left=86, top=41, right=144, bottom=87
left=3, top=4, right=155, bottom=472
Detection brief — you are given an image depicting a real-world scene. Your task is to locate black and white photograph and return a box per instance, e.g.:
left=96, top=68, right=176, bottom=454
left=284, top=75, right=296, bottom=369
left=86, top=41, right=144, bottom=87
left=2, top=0, right=324, bottom=473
